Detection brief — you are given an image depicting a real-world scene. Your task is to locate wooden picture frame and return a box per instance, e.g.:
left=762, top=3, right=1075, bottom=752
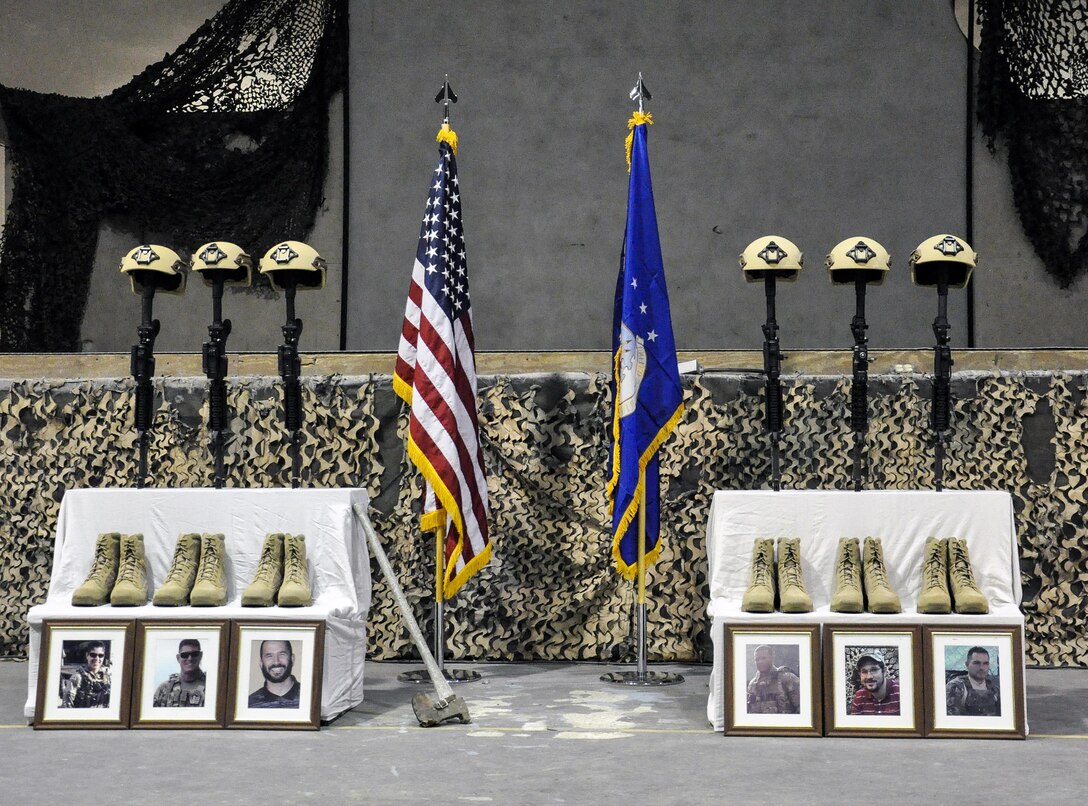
left=130, top=620, right=230, bottom=728
left=823, top=624, right=923, bottom=738
left=34, top=620, right=135, bottom=729
left=724, top=623, right=822, bottom=737
left=923, top=625, right=1026, bottom=739
left=226, top=620, right=324, bottom=729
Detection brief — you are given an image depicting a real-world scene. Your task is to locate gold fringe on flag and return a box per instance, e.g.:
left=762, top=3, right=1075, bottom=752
left=436, top=122, right=459, bottom=155
left=625, top=111, right=653, bottom=171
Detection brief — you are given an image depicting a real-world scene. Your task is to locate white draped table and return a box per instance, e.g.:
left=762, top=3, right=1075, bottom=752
left=704, top=490, right=1024, bottom=731
left=25, top=487, right=372, bottom=721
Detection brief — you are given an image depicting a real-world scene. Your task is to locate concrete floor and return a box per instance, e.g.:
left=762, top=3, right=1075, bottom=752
left=2, top=659, right=1086, bottom=804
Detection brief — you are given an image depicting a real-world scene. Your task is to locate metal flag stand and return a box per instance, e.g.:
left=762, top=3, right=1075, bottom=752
left=601, top=73, right=683, bottom=688
left=601, top=486, right=685, bottom=686
left=397, top=507, right=481, bottom=684
left=398, top=78, right=480, bottom=686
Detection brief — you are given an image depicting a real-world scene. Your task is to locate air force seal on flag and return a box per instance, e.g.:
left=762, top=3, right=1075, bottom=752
left=617, top=321, right=647, bottom=418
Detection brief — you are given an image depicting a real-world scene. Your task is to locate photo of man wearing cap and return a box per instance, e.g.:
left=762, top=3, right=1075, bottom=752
left=848, top=648, right=901, bottom=716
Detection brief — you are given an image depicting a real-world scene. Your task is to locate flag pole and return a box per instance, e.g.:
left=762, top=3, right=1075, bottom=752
left=636, top=482, right=647, bottom=679
left=434, top=513, right=446, bottom=675
left=397, top=77, right=481, bottom=686
left=601, top=73, right=683, bottom=688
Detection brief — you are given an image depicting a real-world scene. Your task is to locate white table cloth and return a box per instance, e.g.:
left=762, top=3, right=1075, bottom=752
left=704, top=490, right=1024, bottom=730
left=25, top=487, right=372, bottom=721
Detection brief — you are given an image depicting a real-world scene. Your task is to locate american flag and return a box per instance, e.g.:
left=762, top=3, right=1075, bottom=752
left=393, top=130, right=491, bottom=598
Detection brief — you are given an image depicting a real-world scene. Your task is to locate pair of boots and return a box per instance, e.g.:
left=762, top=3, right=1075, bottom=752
left=918, top=537, right=989, bottom=614
left=741, top=538, right=813, bottom=613
left=241, top=533, right=312, bottom=607
left=153, top=533, right=228, bottom=607
left=72, top=533, right=149, bottom=606
left=831, top=537, right=901, bottom=613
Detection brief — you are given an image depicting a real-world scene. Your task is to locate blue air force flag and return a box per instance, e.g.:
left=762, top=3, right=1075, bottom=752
left=607, top=113, right=684, bottom=578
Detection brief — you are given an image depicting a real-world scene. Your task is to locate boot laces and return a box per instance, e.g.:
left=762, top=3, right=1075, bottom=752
left=88, top=543, right=112, bottom=578
left=255, top=541, right=279, bottom=580
left=285, top=541, right=303, bottom=577
left=866, top=543, right=889, bottom=586
left=118, top=543, right=139, bottom=582
left=925, top=545, right=946, bottom=588
left=838, top=546, right=860, bottom=589
left=164, top=541, right=194, bottom=583
left=751, top=551, right=771, bottom=586
left=781, top=543, right=802, bottom=587
left=951, top=544, right=977, bottom=586
left=198, top=541, right=220, bottom=582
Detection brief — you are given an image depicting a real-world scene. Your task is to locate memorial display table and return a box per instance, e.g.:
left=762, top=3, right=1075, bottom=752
left=704, top=490, right=1023, bottom=731
left=26, top=487, right=372, bottom=722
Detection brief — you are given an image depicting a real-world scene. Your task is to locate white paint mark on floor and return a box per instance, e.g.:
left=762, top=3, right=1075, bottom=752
left=552, top=731, right=633, bottom=740
left=458, top=797, right=493, bottom=802
left=466, top=730, right=505, bottom=738
left=390, top=766, right=399, bottom=777
left=554, top=688, right=655, bottom=731
left=520, top=721, right=547, bottom=731
left=461, top=696, right=515, bottom=720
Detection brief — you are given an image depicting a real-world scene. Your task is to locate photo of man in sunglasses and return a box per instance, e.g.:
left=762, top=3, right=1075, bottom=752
left=60, top=640, right=112, bottom=709
left=152, top=639, right=206, bottom=707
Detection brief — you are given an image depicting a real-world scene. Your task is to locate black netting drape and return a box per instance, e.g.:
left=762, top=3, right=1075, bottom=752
left=977, top=0, right=1088, bottom=288
left=0, top=0, right=345, bottom=352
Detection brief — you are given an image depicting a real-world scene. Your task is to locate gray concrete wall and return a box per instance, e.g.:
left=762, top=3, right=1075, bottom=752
left=348, top=0, right=971, bottom=351
left=2, top=1, right=1086, bottom=354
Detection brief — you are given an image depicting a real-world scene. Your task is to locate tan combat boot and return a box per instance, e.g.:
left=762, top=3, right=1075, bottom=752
left=152, top=533, right=202, bottom=606
left=863, top=536, right=902, bottom=613
left=830, top=537, right=864, bottom=613
left=949, top=537, right=989, bottom=614
left=277, top=534, right=312, bottom=607
left=110, top=533, right=149, bottom=606
left=189, top=533, right=228, bottom=606
left=72, top=533, right=121, bottom=606
left=776, top=537, right=813, bottom=613
left=916, top=537, right=952, bottom=614
left=740, top=538, right=775, bottom=613
left=242, top=533, right=284, bottom=607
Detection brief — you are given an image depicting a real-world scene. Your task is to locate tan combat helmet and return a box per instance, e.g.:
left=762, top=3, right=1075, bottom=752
left=190, top=242, right=253, bottom=288
left=909, top=234, right=977, bottom=289
left=739, top=236, right=803, bottom=282
left=826, top=237, right=891, bottom=286
left=258, top=241, right=326, bottom=292
left=119, top=244, right=186, bottom=295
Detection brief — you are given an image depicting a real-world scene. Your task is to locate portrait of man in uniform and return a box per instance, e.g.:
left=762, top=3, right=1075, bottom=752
left=248, top=639, right=301, bottom=709
left=152, top=638, right=206, bottom=708
left=745, top=644, right=801, bottom=715
left=59, top=640, right=111, bottom=709
left=945, top=645, right=1001, bottom=717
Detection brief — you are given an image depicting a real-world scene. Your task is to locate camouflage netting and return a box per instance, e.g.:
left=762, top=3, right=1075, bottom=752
left=1, top=370, right=1086, bottom=666
left=977, top=0, right=1088, bottom=287
left=0, top=0, right=345, bottom=351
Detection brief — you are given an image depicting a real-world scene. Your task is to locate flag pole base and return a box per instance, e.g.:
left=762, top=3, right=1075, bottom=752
left=599, top=670, right=685, bottom=686
left=397, top=668, right=482, bottom=684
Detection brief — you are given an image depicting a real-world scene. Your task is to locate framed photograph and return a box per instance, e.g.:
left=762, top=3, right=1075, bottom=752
left=724, top=623, right=822, bottom=736
left=131, top=620, right=230, bottom=728
left=923, top=625, right=1026, bottom=739
left=34, top=620, right=135, bottom=729
left=227, top=620, right=324, bottom=729
left=824, top=625, right=923, bottom=737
